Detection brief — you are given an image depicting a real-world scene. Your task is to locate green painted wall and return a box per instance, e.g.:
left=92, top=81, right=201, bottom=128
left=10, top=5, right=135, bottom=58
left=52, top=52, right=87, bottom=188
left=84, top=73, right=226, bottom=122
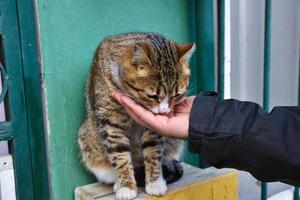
left=36, top=1, right=196, bottom=199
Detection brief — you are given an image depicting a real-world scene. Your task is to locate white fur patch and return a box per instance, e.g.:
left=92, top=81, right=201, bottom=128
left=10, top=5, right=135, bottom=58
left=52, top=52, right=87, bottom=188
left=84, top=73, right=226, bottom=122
left=113, top=181, right=120, bottom=192
left=150, top=106, right=159, bottom=114
left=116, top=187, right=137, bottom=200
left=91, top=168, right=117, bottom=184
left=145, top=174, right=167, bottom=196
left=150, top=95, right=170, bottom=114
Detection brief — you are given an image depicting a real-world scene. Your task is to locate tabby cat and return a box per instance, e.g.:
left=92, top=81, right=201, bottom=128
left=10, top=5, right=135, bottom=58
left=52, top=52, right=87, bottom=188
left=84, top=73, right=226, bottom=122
left=78, top=32, right=195, bottom=200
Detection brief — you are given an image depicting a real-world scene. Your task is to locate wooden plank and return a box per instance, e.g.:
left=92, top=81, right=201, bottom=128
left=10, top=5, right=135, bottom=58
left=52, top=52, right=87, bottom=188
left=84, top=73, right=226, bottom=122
left=75, top=163, right=238, bottom=200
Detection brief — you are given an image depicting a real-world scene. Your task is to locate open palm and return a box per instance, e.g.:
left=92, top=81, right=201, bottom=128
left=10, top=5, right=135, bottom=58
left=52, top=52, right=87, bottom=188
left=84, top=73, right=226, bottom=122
left=113, top=91, right=195, bottom=139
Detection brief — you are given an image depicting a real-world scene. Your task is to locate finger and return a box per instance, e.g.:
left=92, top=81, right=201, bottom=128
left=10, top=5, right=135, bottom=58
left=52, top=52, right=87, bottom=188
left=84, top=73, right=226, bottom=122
left=120, top=95, right=163, bottom=129
left=166, top=111, right=175, bottom=118
left=113, top=91, right=169, bottom=133
left=112, top=91, right=123, bottom=102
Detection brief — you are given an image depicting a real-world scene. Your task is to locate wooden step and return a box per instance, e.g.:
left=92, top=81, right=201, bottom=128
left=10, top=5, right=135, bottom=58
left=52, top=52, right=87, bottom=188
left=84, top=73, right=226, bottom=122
left=75, top=163, right=238, bottom=200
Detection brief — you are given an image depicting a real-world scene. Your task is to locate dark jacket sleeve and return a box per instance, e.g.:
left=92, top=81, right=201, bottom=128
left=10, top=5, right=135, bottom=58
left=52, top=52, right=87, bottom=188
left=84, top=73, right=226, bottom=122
left=188, top=92, right=300, bottom=186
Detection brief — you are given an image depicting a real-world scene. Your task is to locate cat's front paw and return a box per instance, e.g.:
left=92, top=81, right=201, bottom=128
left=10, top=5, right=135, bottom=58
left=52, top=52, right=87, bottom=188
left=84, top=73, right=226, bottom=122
left=145, top=176, right=167, bottom=196
left=113, top=181, right=120, bottom=192
left=116, top=187, right=137, bottom=200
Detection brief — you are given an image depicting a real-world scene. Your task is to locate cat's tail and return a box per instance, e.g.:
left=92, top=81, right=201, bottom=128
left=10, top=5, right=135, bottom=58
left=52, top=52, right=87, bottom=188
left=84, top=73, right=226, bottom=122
left=134, top=159, right=183, bottom=187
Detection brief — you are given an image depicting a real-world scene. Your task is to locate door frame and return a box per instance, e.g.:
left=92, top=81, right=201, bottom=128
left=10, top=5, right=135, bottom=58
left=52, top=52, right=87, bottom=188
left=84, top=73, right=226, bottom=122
left=0, top=0, right=50, bottom=199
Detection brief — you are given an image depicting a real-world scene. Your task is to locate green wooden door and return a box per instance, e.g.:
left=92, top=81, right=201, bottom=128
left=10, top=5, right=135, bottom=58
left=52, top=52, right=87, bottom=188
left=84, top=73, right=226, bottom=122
left=0, top=0, right=49, bottom=199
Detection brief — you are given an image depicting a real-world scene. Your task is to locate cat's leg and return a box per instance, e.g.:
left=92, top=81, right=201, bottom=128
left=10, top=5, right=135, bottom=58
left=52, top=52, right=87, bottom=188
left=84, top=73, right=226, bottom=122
left=142, top=130, right=167, bottom=196
left=162, top=137, right=183, bottom=184
left=102, top=128, right=137, bottom=200
left=162, top=138, right=184, bottom=183
left=78, top=118, right=117, bottom=184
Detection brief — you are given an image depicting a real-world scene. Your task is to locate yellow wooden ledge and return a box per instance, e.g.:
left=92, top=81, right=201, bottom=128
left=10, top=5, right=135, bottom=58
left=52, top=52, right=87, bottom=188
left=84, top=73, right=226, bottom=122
left=75, top=163, right=238, bottom=200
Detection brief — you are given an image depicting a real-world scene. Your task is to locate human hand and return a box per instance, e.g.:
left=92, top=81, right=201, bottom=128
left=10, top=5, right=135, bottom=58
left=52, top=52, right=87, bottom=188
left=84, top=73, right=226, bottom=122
left=112, top=91, right=195, bottom=139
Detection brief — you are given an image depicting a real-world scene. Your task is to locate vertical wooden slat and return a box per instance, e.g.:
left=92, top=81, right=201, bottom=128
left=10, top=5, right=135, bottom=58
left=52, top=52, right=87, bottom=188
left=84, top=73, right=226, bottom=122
left=262, top=0, right=272, bottom=199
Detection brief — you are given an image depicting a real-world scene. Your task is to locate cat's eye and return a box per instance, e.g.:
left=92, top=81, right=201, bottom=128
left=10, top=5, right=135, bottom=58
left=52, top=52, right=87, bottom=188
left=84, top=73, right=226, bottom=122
left=173, top=93, right=182, bottom=98
left=146, top=94, right=158, bottom=99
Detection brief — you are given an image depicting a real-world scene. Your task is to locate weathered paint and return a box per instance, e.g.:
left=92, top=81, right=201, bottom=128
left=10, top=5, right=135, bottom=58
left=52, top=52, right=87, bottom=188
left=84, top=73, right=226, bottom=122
left=36, top=1, right=195, bottom=199
left=148, top=172, right=238, bottom=200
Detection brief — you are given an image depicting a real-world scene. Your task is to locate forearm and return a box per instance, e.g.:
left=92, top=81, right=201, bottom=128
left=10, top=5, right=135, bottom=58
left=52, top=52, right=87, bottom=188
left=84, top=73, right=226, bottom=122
left=188, top=92, right=300, bottom=186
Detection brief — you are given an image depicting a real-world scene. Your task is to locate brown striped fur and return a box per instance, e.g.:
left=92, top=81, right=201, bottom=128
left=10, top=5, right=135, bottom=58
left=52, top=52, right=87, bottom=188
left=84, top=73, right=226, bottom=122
left=78, top=32, right=195, bottom=200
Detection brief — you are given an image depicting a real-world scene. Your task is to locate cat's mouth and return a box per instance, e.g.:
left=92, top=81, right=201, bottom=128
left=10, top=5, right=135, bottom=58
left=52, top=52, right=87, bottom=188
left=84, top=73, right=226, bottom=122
left=124, top=94, right=171, bottom=115
left=123, top=93, right=187, bottom=115
left=149, top=106, right=171, bottom=115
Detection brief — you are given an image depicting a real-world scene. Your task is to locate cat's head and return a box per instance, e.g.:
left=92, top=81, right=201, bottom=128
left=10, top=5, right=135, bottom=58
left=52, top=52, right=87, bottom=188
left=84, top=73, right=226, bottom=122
left=120, top=37, right=195, bottom=114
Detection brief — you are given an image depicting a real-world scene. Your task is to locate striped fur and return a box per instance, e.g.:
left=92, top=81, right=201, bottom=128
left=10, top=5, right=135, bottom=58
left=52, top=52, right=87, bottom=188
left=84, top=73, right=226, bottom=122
left=78, top=32, right=194, bottom=200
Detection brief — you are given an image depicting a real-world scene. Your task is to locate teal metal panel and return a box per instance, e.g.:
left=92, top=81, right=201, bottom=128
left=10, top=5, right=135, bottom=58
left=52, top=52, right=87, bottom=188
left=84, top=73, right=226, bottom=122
left=0, top=121, right=13, bottom=140
left=0, top=63, right=8, bottom=102
left=263, top=0, right=272, bottom=112
left=0, top=0, right=49, bottom=199
left=295, top=50, right=300, bottom=200
left=187, top=0, right=197, bottom=96
left=217, top=0, right=225, bottom=99
left=184, top=0, right=200, bottom=167
left=15, top=0, right=50, bottom=199
left=262, top=0, right=272, bottom=199
left=194, top=0, right=216, bottom=92
left=299, top=59, right=300, bottom=106
left=1, top=0, right=35, bottom=199
left=295, top=187, right=299, bottom=200
left=261, top=183, right=268, bottom=200
left=194, top=0, right=216, bottom=168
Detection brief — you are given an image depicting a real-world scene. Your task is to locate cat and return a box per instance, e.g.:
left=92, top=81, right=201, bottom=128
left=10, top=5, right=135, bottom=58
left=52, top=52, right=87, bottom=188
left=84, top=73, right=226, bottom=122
left=78, top=32, right=195, bottom=200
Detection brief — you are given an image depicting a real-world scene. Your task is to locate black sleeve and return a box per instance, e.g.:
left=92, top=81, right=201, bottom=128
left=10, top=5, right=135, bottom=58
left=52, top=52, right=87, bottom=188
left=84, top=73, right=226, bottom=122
left=188, top=92, right=300, bottom=186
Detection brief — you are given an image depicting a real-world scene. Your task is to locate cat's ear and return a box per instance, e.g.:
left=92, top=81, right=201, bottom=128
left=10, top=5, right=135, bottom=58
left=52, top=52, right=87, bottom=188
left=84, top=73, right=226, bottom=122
left=131, top=44, right=152, bottom=66
left=176, top=43, right=196, bottom=63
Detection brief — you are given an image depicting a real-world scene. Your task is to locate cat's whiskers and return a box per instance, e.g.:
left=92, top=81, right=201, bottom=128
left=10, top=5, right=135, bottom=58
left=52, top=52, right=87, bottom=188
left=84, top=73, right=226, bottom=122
left=186, top=85, right=200, bottom=95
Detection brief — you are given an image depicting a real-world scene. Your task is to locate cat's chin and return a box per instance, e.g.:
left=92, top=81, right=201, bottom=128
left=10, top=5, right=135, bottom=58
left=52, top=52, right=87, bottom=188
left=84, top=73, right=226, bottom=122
left=149, top=107, right=172, bottom=115
left=149, top=107, right=160, bottom=114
